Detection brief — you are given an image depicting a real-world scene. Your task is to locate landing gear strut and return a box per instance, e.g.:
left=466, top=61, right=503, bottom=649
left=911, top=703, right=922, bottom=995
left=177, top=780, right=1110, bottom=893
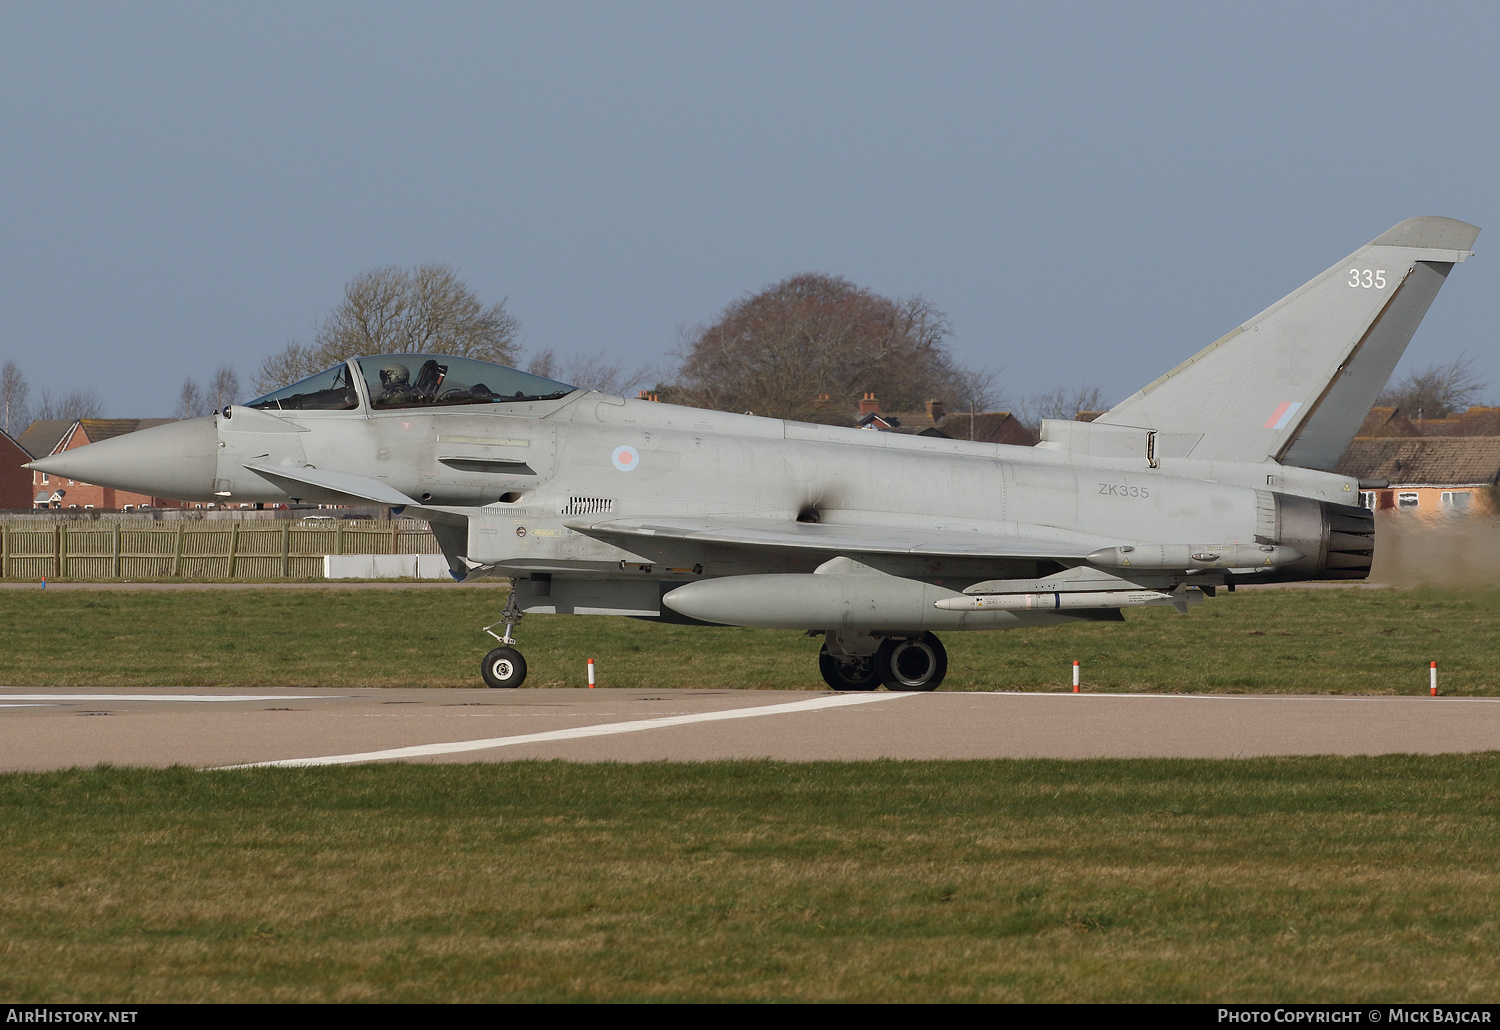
left=480, top=587, right=528, bottom=688
left=819, top=631, right=947, bottom=692
left=818, top=647, right=880, bottom=690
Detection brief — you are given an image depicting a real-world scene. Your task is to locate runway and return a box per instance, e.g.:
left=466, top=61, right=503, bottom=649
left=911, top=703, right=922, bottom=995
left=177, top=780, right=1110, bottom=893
left=2, top=686, right=1498, bottom=771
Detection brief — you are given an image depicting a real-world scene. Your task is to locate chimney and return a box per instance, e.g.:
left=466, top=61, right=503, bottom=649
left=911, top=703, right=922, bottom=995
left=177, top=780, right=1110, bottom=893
left=925, top=399, right=945, bottom=423
left=859, top=392, right=880, bottom=416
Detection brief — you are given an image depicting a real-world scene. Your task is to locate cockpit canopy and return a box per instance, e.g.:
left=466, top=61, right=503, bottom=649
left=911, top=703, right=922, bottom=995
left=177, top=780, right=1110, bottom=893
left=246, top=355, right=576, bottom=412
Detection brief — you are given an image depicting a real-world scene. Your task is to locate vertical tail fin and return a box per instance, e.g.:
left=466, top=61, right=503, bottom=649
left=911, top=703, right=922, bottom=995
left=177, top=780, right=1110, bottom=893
left=1096, top=217, right=1479, bottom=468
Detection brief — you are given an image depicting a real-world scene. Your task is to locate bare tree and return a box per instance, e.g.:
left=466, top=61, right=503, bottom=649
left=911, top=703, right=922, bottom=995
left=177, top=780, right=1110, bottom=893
left=525, top=348, right=560, bottom=380
left=670, top=273, right=991, bottom=422
left=1377, top=352, right=1488, bottom=421
left=254, top=342, right=318, bottom=396
left=950, top=367, right=1002, bottom=418
left=209, top=366, right=240, bottom=411
left=254, top=264, right=521, bottom=393
left=560, top=350, right=652, bottom=397
left=33, top=388, right=104, bottom=421
left=521, top=348, right=650, bottom=396
left=1, top=361, right=28, bottom=436
left=1014, top=385, right=1106, bottom=430
left=176, top=378, right=204, bottom=420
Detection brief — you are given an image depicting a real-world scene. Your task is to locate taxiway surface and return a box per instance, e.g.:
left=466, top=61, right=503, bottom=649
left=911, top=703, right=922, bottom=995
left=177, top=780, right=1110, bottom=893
left=2, top=687, right=1497, bottom=771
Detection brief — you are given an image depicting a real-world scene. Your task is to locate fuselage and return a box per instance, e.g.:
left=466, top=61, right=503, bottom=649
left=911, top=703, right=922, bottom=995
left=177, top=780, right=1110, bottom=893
left=26, top=355, right=1369, bottom=634
left=220, top=379, right=1361, bottom=584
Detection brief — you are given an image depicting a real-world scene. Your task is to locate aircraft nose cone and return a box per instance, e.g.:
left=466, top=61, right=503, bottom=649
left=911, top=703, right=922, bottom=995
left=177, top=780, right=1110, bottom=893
left=25, top=416, right=219, bottom=502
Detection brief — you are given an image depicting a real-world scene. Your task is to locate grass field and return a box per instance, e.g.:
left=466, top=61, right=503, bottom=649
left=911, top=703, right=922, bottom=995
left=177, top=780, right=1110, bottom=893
left=6, top=586, right=1499, bottom=1002
left=2, top=584, right=1498, bottom=693
left=2, top=757, right=1497, bottom=1003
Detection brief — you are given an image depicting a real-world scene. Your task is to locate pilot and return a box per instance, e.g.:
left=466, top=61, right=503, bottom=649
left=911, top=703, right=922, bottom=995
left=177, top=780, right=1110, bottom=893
left=378, top=363, right=416, bottom=405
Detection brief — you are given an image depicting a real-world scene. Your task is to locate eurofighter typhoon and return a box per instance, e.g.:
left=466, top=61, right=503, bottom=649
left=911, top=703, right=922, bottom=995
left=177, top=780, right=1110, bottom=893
left=27, top=217, right=1479, bottom=690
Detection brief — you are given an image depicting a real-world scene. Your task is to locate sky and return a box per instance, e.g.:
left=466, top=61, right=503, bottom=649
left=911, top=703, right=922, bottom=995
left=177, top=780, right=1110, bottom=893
left=1, top=1, right=1497, bottom=419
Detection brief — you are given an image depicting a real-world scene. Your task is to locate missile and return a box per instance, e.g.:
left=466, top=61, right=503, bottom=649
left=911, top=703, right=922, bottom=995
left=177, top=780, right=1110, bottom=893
left=1086, top=543, right=1304, bottom=570
left=932, top=589, right=1203, bottom=612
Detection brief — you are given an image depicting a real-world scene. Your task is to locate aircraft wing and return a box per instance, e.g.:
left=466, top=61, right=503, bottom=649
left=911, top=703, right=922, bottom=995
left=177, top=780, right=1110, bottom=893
left=564, top=515, right=1121, bottom=561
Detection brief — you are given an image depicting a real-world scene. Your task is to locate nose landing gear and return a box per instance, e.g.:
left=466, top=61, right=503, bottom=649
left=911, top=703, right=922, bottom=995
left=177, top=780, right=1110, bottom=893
left=480, top=588, right=528, bottom=688
left=481, top=646, right=527, bottom=689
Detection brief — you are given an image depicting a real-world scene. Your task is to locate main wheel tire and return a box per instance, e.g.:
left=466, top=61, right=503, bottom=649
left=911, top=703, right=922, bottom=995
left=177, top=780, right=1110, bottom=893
left=874, top=633, right=947, bottom=691
left=819, top=646, right=881, bottom=691
left=481, top=646, right=527, bottom=688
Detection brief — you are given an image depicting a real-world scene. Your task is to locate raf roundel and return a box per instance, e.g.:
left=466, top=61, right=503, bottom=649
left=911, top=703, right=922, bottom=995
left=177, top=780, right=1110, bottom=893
left=611, top=445, right=640, bottom=472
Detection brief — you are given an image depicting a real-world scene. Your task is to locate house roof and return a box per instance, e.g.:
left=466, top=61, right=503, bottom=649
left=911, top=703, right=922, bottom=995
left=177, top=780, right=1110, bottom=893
left=77, top=418, right=177, bottom=444
left=16, top=419, right=74, bottom=458
left=1418, top=406, right=1500, bottom=437
left=1337, top=437, right=1500, bottom=487
left=934, top=411, right=1039, bottom=446
left=858, top=409, right=943, bottom=432
left=1354, top=407, right=1421, bottom=438
left=1352, top=406, right=1500, bottom=438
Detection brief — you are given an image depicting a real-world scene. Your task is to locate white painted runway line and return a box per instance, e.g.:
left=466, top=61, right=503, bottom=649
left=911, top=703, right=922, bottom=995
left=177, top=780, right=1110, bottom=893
left=981, top=691, right=1500, bottom=703
left=0, top=693, right=333, bottom=703
left=218, top=692, right=918, bottom=769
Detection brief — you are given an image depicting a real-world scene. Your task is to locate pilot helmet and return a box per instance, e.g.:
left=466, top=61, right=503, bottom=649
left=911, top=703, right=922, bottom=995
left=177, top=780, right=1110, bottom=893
left=379, top=363, right=410, bottom=387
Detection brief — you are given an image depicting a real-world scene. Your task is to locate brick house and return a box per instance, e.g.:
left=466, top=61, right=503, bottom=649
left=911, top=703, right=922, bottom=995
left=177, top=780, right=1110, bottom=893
left=853, top=394, right=1040, bottom=445
left=0, top=429, right=32, bottom=509
left=1337, top=436, right=1500, bottom=515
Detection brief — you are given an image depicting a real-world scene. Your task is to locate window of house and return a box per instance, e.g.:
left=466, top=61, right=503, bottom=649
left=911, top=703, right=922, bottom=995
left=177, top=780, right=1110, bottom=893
left=1397, top=492, right=1420, bottom=509
left=1441, top=491, right=1472, bottom=511
left=1359, top=492, right=1375, bottom=510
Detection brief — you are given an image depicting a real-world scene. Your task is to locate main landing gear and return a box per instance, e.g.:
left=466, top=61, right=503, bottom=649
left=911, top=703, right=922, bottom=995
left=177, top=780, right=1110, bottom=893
left=480, top=589, right=528, bottom=688
left=819, top=631, right=948, bottom=692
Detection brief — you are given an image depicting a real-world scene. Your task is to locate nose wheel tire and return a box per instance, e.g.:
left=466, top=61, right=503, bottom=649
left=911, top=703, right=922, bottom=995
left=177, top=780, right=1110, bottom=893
left=481, top=646, right=527, bottom=689
left=874, top=633, right=947, bottom=691
left=818, top=646, right=881, bottom=691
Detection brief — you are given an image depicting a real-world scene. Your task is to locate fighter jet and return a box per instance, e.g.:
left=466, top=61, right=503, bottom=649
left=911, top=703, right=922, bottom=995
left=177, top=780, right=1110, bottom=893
left=26, top=217, right=1479, bottom=691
